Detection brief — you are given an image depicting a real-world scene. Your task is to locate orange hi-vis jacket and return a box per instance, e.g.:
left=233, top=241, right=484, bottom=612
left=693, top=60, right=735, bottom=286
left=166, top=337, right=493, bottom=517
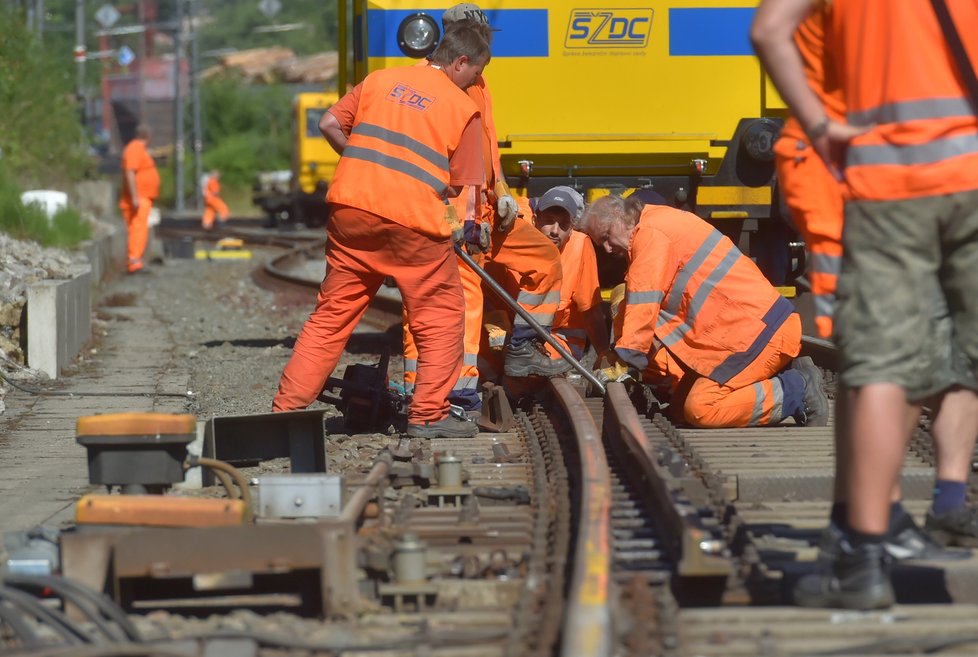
left=616, top=206, right=796, bottom=385
left=553, top=230, right=601, bottom=349
left=829, top=0, right=978, bottom=201
left=326, top=64, right=479, bottom=238
left=467, top=76, right=501, bottom=191
left=120, top=138, right=160, bottom=202
left=205, top=175, right=221, bottom=199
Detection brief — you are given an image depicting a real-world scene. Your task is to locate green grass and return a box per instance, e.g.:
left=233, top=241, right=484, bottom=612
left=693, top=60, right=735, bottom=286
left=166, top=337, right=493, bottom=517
left=0, top=165, right=92, bottom=248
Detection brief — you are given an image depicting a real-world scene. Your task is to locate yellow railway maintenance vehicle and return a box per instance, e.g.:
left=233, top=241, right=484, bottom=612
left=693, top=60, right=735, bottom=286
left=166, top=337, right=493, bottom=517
left=253, top=92, right=341, bottom=226
left=336, top=0, right=798, bottom=284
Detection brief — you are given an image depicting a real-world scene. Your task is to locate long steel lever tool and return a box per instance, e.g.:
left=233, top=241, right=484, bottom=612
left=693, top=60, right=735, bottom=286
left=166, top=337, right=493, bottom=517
left=454, top=243, right=606, bottom=395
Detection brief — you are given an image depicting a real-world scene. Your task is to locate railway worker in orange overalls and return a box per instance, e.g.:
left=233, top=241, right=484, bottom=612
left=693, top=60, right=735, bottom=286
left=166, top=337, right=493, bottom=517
left=581, top=194, right=829, bottom=429
left=402, top=5, right=568, bottom=420
left=201, top=169, right=229, bottom=230
left=481, top=187, right=610, bottom=379
left=118, top=124, right=160, bottom=274
left=755, top=0, right=978, bottom=608
left=272, top=24, right=490, bottom=439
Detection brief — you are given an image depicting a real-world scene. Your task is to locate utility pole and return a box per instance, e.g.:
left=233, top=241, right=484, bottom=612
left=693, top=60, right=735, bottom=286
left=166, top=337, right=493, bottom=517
left=189, top=0, right=203, bottom=209
left=173, top=0, right=185, bottom=212
left=75, top=0, right=85, bottom=107
left=136, top=0, right=146, bottom=122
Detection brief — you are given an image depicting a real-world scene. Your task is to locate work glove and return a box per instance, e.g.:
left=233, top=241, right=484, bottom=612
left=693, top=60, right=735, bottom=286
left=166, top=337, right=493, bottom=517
left=464, top=220, right=492, bottom=255
left=595, top=362, right=634, bottom=384
left=445, top=204, right=464, bottom=245
left=493, top=181, right=518, bottom=233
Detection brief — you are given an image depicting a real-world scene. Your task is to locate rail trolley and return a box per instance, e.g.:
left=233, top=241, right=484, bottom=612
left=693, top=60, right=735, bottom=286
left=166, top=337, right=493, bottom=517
left=335, top=0, right=799, bottom=285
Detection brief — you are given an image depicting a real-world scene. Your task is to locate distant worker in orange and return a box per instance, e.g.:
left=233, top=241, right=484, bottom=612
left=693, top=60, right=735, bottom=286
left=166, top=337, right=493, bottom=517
left=201, top=169, right=229, bottom=230
left=119, top=124, right=160, bottom=274
left=582, top=195, right=829, bottom=429
left=403, top=4, right=567, bottom=419
left=772, top=10, right=844, bottom=339
left=273, top=24, right=490, bottom=439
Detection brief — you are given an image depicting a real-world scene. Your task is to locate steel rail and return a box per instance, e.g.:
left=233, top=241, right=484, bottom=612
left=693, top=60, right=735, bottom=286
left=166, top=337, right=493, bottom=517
left=604, top=382, right=732, bottom=578
left=549, top=378, right=614, bottom=657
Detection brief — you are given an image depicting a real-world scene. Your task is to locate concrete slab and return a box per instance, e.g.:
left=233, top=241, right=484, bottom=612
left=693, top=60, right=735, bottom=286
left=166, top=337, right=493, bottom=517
left=26, top=265, right=92, bottom=379
left=1, top=271, right=192, bottom=552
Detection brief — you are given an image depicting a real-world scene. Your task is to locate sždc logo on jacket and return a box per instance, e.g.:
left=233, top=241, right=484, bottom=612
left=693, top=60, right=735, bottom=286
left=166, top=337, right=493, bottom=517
left=387, top=84, right=434, bottom=111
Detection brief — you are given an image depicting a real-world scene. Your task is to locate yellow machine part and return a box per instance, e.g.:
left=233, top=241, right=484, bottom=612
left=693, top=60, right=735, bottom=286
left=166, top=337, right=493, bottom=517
left=348, top=0, right=779, bottom=180
left=195, top=249, right=253, bottom=260
left=294, top=92, right=341, bottom=195
left=76, top=494, right=247, bottom=528
left=215, top=237, right=245, bottom=250
left=76, top=412, right=196, bottom=437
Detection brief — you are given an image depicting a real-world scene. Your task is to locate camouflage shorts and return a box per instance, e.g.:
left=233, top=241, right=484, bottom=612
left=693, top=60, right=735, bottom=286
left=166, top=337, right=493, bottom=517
left=835, top=189, right=978, bottom=401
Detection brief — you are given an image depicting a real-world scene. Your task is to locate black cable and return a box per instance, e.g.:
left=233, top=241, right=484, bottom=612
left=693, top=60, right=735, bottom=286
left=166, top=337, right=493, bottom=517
left=0, top=599, right=42, bottom=649
left=4, top=574, right=141, bottom=643
left=0, top=371, right=190, bottom=399
left=0, top=586, right=92, bottom=645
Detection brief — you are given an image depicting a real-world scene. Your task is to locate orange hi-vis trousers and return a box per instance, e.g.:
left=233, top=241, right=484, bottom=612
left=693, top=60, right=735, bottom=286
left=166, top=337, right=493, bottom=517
left=775, top=134, right=844, bottom=339
left=613, top=288, right=805, bottom=428
left=404, top=214, right=562, bottom=409
left=403, top=249, right=484, bottom=409
left=119, top=196, right=152, bottom=273
left=202, top=195, right=229, bottom=229
left=274, top=207, right=464, bottom=424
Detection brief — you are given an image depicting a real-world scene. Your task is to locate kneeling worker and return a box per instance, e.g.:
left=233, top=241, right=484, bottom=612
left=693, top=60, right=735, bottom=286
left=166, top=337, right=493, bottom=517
left=201, top=169, right=229, bottom=230
left=581, top=195, right=828, bottom=428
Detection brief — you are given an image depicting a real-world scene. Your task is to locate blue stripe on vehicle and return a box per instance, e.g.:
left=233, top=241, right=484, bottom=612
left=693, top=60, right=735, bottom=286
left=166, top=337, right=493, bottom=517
left=669, top=7, right=755, bottom=56
left=367, top=9, right=549, bottom=58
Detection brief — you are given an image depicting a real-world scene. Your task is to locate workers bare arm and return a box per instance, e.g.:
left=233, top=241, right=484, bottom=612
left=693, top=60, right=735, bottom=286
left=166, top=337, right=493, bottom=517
left=751, top=0, right=867, bottom=173
left=320, top=111, right=348, bottom=155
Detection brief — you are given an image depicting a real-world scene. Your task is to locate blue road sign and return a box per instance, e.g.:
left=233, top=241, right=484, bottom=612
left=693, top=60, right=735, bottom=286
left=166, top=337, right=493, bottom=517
left=117, top=45, right=135, bottom=67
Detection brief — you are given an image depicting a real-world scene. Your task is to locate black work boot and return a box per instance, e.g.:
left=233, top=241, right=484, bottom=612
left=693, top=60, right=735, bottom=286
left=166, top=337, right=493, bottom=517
left=885, top=511, right=970, bottom=560
left=791, top=356, right=829, bottom=426
left=504, top=339, right=572, bottom=377
left=407, top=414, right=479, bottom=439
left=924, top=506, right=978, bottom=547
left=793, top=539, right=894, bottom=610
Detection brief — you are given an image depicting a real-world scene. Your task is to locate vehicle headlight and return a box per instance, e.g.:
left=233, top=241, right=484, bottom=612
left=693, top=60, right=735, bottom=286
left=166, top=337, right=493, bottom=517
left=740, top=118, right=781, bottom=163
left=397, top=13, right=440, bottom=58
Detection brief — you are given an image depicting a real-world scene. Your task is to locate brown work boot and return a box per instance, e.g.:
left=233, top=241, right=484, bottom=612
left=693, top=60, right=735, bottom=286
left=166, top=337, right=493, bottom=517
left=504, top=339, right=572, bottom=378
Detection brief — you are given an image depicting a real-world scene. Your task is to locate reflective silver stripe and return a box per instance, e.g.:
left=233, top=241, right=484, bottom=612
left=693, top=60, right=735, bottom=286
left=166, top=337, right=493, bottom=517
left=343, top=145, right=447, bottom=195
left=809, top=252, right=841, bottom=276
left=556, top=328, right=587, bottom=339
left=463, top=353, right=479, bottom=366
left=771, top=377, right=784, bottom=423
left=847, top=96, right=974, bottom=126
left=514, top=312, right=555, bottom=327
left=748, top=382, right=765, bottom=426
left=665, top=229, right=724, bottom=315
left=814, top=293, right=836, bottom=318
left=404, top=358, right=418, bottom=373
left=627, top=289, right=665, bottom=306
left=352, top=122, right=450, bottom=171
left=661, top=243, right=738, bottom=347
left=454, top=376, right=479, bottom=390
left=848, top=132, right=978, bottom=167
left=517, top=290, right=561, bottom=307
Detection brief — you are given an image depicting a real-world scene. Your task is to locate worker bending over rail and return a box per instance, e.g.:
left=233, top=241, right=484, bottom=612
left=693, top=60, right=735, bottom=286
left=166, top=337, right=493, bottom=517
left=582, top=195, right=828, bottom=429
left=273, top=25, right=490, bottom=439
